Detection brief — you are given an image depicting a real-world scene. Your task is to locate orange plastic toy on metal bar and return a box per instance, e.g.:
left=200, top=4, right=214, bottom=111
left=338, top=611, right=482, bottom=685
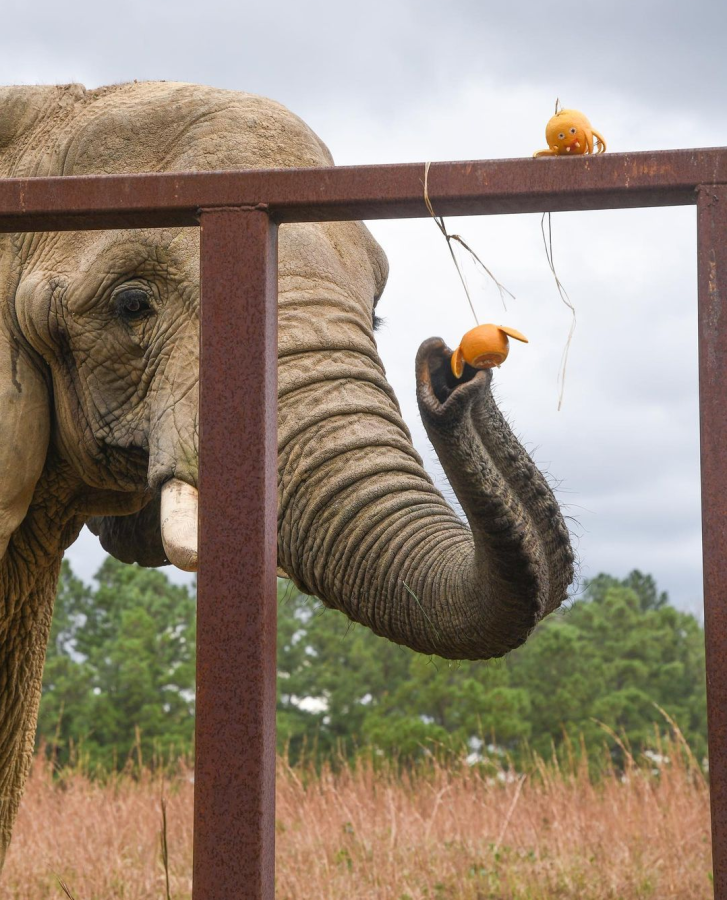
left=451, top=324, right=529, bottom=377
left=533, top=108, right=606, bottom=157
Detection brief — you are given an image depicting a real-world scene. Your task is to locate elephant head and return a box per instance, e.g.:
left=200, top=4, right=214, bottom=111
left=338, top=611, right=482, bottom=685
left=0, top=81, right=573, bottom=863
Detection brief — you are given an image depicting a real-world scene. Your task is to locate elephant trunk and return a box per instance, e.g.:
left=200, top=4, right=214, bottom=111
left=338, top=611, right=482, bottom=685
left=277, top=338, right=573, bottom=661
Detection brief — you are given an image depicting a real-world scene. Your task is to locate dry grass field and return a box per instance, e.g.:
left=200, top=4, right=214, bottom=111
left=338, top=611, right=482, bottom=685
left=4, top=740, right=712, bottom=900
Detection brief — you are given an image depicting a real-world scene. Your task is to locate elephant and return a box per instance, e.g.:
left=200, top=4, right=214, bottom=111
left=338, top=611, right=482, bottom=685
left=0, top=81, right=573, bottom=865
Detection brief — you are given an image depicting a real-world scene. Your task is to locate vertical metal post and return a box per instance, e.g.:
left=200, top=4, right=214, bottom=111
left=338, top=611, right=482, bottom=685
left=195, top=207, right=278, bottom=900
left=698, top=185, right=727, bottom=899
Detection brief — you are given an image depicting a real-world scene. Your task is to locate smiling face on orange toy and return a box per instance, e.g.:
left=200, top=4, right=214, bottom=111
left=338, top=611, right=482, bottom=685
left=534, top=108, right=606, bottom=157
left=451, top=324, right=528, bottom=377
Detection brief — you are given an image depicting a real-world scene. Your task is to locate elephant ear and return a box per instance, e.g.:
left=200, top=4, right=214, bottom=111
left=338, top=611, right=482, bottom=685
left=87, top=493, right=169, bottom=568
left=0, top=87, right=81, bottom=558
left=0, top=330, right=50, bottom=559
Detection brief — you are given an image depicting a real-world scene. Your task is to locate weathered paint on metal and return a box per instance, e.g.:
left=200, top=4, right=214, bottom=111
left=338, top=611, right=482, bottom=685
left=195, top=208, right=278, bottom=900
left=698, top=184, right=727, bottom=899
left=0, top=147, right=725, bottom=232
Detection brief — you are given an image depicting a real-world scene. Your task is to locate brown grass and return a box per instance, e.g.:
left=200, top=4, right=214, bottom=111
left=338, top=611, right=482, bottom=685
left=3, top=741, right=712, bottom=899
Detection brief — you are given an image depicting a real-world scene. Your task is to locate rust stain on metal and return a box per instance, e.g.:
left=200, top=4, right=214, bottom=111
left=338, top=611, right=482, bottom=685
left=0, top=148, right=724, bottom=232
left=195, top=207, right=278, bottom=900
left=710, top=252, right=719, bottom=303
left=700, top=249, right=722, bottom=377
left=697, top=183, right=727, bottom=899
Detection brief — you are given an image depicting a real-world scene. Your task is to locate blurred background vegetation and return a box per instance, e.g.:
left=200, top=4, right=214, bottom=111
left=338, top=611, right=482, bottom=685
left=38, top=561, right=707, bottom=773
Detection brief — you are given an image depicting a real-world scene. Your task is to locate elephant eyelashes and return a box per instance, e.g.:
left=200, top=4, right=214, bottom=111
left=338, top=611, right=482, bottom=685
left=114, top=288, right=153, bottom=321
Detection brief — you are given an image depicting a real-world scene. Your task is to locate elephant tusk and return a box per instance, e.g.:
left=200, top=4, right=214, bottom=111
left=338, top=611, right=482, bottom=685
left=160, top=479, right=198, bottom=572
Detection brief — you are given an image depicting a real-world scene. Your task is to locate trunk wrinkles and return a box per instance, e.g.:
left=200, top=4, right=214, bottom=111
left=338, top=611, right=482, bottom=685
left=277, top=339, right=573, bottom=661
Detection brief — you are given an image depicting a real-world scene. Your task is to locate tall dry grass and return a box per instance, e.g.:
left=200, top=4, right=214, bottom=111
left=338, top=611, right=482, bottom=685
left=3, top=739, right=712, bottom=899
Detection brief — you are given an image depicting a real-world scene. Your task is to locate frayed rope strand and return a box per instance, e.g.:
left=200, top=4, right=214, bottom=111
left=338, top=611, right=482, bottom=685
left=423, top=161, right=514, bottom=325
left=541, top=212, right=576, bottom=411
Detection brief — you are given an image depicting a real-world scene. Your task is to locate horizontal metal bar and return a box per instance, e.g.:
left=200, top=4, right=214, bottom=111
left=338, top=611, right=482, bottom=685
left=0, top=147, right=724, bottom=232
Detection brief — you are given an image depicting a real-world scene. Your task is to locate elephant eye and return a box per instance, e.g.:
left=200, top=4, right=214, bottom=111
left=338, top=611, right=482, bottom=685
left=115, top=288, right=153, bottom=321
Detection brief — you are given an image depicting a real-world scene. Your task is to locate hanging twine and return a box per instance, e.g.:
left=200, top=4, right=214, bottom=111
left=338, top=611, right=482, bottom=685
left=541, top=212, right=576, bottom=411
left=423, top=160, right=514, bottom=326
left=423, top=156, right=574, bottom=411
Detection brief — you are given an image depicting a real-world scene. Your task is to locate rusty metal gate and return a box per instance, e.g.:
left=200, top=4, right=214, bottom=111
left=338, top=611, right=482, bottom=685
left=1, top=148, right=725, bottom=898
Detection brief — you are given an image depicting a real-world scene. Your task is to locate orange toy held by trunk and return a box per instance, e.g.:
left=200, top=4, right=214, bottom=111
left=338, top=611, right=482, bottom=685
left=451, top=324, right=528, bottom=377
left=533, top=108, right=606, bottom=157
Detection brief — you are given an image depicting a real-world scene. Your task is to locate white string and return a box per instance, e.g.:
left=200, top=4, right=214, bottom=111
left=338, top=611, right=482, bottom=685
left=541, top=212, right=576, bottom=411
left=423, top=161, right=515, bottom=325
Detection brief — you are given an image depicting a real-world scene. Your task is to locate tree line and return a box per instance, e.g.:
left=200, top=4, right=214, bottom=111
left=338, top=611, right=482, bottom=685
left=38, top=560, right=707, bottom=771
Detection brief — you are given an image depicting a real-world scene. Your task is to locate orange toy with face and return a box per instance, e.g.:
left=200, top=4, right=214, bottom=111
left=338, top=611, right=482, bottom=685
left=534, top=108, right=606, bottom=157
left=451, top=324, right=529, bottom=377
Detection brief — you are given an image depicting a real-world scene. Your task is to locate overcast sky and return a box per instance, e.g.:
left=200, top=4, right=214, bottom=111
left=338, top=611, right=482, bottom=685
left=3, top=0, right=724, bottom=615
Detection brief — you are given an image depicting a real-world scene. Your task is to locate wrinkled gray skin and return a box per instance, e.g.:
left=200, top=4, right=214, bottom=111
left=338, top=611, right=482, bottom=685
left=0, top=82, right=573, bottom=865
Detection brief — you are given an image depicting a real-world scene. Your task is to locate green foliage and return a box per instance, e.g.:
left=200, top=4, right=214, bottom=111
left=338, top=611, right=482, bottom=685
left=584, top=569, right=669, bottom=611
left=39, top=558, right=196, bottom=769
left=39, top=563, right=707, bottom=772
left=505, top=580, right=707, bottom=763
left=276, top=571, right=707, bottom=768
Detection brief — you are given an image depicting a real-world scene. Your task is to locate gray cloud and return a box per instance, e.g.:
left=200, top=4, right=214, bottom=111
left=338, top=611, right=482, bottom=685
left=0, top=0, right=724, bottom=122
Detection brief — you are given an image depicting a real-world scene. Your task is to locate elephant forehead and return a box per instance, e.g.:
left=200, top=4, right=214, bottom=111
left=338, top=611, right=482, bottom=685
left=0, top=81, right=387, bottom=309
left=4, top=82, right=334, bottom=178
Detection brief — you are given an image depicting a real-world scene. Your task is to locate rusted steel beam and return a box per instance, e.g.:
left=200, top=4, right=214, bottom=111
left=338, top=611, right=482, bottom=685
left=195, top=208, right=278, bottom=900
left=698, top=184, right=727, bottom=900
left=0, top=147, right=725, bottom=232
